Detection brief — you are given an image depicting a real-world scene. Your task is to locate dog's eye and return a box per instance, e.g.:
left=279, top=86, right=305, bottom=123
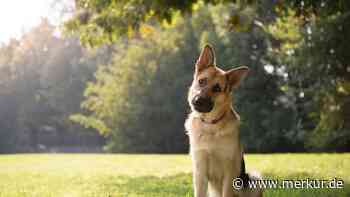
left=198, top=78, right=207, bottom=87
left=212, top=84, right=221, bottom=92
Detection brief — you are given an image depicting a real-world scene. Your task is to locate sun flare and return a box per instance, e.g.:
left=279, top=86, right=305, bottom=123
left=0, top=0, right=53, bottom=43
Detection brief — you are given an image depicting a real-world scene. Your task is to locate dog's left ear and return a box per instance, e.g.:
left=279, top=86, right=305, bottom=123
left=225, top=66, right=249, bottom=90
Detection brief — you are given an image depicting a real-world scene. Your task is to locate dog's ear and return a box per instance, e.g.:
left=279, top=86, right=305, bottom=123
left=195, top=44, right=215, bottom=73
left=225, top=66, right=249, bottom=90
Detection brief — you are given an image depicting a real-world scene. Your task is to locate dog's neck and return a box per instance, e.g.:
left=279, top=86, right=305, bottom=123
left=194, top=104, right=239, bottom=125
left=199, top=110, right=227, bottom=124
left=186, top=106, right=240, bottom=139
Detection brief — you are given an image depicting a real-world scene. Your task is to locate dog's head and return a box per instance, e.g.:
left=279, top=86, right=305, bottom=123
left=188, top=45, right=249, bottom=115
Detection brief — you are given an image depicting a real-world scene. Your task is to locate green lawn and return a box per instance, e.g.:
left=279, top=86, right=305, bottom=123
left=0, top=154, right=348, bottom=197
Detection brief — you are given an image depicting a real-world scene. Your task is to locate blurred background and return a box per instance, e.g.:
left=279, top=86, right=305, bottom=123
left=0, top=0, right=349, bottom=154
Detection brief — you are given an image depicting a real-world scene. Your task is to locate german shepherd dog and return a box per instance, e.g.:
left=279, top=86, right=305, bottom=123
left=185, top=45, right=263, bottom=197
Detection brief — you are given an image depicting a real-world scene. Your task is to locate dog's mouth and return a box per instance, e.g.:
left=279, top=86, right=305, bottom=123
left=191, top=96, right=214, bottom=113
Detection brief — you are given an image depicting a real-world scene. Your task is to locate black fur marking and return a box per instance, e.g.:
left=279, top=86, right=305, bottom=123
left=239, top=155, right=250, bottom=188
left=224, top=74, right=230, bottom=92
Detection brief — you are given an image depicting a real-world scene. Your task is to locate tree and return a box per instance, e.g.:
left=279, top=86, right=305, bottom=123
left=0, top=18, right=106, bottom=152
left=64, top=0, right=263, bottom=46
left=71, top=3, right=300, bottom=152
left=67, top=0, right=350, bottom=152
left=266, top=1, right=350, bottom=151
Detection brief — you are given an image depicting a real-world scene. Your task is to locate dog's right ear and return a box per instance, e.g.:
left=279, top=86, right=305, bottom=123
left=195, top=45, right=215, bottom=73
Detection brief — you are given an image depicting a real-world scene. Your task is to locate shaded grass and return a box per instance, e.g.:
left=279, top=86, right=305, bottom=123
left=0, top=154, right=348, bottom=196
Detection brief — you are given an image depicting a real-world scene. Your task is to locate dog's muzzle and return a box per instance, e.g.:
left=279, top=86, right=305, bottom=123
left=192, top=95, right=214, bottom=113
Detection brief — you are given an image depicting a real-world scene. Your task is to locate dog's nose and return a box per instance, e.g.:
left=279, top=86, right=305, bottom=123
left=192, top=95, right=213, bottom=113
left=192, top=95, right=207, bottom=106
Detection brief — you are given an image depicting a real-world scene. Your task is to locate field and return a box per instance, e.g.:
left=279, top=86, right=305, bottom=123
left=0, top=154, right=349, bottom=197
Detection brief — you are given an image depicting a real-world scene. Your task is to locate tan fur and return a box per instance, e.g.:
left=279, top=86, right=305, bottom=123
left=185, top=45, right=263, bottom=197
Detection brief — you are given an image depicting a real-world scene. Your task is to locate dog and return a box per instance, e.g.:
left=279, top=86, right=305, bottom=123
left=185, top=45, right=263, bottom=197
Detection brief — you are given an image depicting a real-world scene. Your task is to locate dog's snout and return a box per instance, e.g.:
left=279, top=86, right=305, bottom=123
left=192, top=95, right=208, bottom=106
left=192, top=95, right=214, bottom=113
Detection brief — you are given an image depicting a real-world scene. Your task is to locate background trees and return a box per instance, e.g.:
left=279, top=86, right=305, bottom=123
left=0, top=0, right=349, bottom=153
left=67, top=0, right=349, bottom=152
left=266, top=0, right=350, bottom=151
left=0, top=19, right=105, bottom=152
left=68, top=1, right=336, bottom=153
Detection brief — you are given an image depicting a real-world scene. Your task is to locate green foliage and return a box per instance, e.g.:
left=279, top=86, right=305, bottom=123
left=0, top=154, right=349, bottom=196
left=73, top=3, right=301, bottom=152
left=74, top=19, right=197, bottom=152
left=266, top=1, right=350, bottom=151
left=64, top=0, right=197, bottom=46
left=2, top=0, right=349, bottom=153
left=70, top=114, right=110, bottom=134
left=69, top=0, right=350, bottom=152
left=0, top=19, right=105, bottom=152
left=64, top=0, right=262, bottom=47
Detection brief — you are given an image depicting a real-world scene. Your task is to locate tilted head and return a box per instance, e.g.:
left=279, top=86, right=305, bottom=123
left=188, top=45, right=249, bottom=115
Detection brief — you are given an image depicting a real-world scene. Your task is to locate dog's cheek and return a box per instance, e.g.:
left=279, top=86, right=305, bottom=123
left=188, top=87, right=197, bottom=106
left=188, top=87, right=195, bottom=99
left=214, top=94, right=226, bottom=107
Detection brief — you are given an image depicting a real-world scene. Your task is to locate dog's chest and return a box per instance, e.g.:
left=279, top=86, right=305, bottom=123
left=186, top=116, right=241, bottom=160
left=186, top=117, right=239, bottom=148
left=189, top=121, right=241, bottom=183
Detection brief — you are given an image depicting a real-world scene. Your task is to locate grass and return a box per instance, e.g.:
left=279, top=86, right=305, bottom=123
left=0, top=153, right=349, bottom=197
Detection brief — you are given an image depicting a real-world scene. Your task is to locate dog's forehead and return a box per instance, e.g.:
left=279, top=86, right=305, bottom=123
left=197, top=66, right=225, bottom=81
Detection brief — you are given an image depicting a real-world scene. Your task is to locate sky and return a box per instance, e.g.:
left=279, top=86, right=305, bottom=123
left=0, top=0, right=62, bottom=43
